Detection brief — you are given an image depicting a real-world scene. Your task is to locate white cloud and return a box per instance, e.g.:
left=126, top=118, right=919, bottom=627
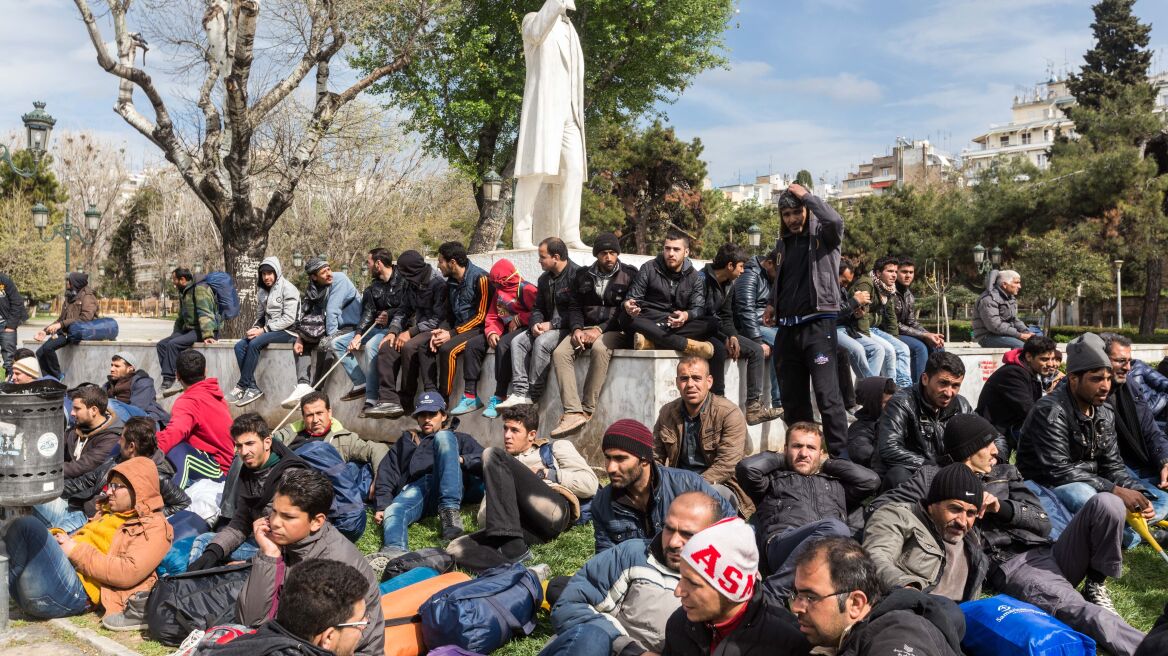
left=693, top=61, right=882, bottom=104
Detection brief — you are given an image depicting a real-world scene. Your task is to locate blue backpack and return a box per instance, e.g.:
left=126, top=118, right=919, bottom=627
left=961, top=595, right=1094, bottom=656
left=67, top=317, right=119, bottom=341
left=293, top=441, right=369, bottom=538
left=539, top=443, right=592, bottom=525
left=198, top=272, right=241, bottom=320
left=418, top=563, right=543, bottom=654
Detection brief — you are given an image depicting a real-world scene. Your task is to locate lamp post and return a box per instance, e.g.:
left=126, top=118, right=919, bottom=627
left=34, top=203, right=101, bottom=274
left=483, top=169, right=504, bottom=250
left=747, top=223, right=761, bottom=254
left=292, top=251, right=304, bottom=269
left=972, top=243, right=1003, bottom=289
left=1114, top=259, right=1124, bottom=329
left=0, top=101, right=55, bottom=178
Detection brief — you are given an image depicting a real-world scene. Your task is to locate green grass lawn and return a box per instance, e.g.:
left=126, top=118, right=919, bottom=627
left=39, top=507, right=1168, bottom=655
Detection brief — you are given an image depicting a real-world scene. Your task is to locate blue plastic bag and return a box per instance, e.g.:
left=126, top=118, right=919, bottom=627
left=960, top=595, right=1095, bottom=656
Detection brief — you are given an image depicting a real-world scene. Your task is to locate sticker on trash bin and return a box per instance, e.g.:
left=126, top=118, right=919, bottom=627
left=37, top=432, right=58, bottom=457
left=0, top=421, right=19, bottom=457
left=43, top=481, right=55, bottom=491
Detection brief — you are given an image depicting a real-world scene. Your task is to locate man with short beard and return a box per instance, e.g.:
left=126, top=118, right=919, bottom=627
left=895, top=258, right=945, bottom=383
left=540, top=492, right=723, bottom=656
left=621, top=230, right=714, bottom=359
left=976, top=335, right=1060, bottom=456
left=737, top=422, right=879, bottom=598
left=590, top=419, right=735, bottom=553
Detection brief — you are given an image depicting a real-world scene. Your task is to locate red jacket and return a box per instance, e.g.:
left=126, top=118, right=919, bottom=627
left=156, top=378, right=235, bottom=473
left=484, top=259, right=537, bottom=338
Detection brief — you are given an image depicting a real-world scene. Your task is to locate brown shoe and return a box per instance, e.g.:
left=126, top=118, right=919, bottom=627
left=745, top=400, right=784, bottom=426
left=633, top=333, right=656, bottom=350
left=682, top=339, right=714, bottom=359
left=551, top=412, right=590, bottom=437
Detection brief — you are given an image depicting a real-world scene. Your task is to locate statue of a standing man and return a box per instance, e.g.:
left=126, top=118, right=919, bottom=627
left=512, top=0, right=588, bottom=250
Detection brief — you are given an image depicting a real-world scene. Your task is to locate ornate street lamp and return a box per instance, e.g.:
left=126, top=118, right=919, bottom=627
left=483, top=169, right=503, bottom=203
left=1115, top=259, right=1124, bottom=329
left=1, top=101, right=56, bottom=178
left=36, top=203, right=101, bottom=273
left=747, top=223, right=761, bottom=252
left=292, top=251, right=304, bottom=268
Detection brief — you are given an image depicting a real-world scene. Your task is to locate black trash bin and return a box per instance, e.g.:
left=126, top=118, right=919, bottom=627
left=0, top=380, right=67, bottom=506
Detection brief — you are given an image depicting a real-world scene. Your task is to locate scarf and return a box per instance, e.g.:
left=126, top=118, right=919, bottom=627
left=871, top=272, right=897, bottom=298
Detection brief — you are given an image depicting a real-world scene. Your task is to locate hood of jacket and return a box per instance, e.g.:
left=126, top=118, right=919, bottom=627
left=1002, top=347, right=1024, bottom=367
left=865, top=588, right=965, bottom=653
left=184, top=377, right=226, bottom=403
left=652, top=253, right=694, bottom=280
left=258, top=256, right=283, bottom=288
left=67, top=272, right=89, bottom=290
left=112, top=455, right=164, bottom=516
left=397, top=250, right=432, bottom=288
left=855, top=376, right=891, bottom=420
left=490, top=258, right=522, bottom=295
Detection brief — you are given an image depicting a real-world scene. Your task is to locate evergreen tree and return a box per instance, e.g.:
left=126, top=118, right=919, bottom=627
left=1066, top=0, right=1154, bottom=114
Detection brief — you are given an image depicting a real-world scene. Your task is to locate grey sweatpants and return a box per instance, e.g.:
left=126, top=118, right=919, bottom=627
left=510, top=329, right=564, bottom=401
left=993, top=492, right=1144, bottom=656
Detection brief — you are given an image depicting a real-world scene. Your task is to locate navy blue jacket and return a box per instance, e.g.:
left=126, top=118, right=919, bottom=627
left=374, top=426, right=484, bottom=509
left=445, top=262, right=490, bottom=335
left=591, top=463, right=735, bottom=553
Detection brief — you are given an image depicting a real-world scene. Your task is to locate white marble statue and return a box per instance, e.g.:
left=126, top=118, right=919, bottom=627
left=512, top=0, right=588, bottom=250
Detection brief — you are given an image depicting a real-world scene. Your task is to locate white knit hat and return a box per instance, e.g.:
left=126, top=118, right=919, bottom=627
left=680, top=517, right=759, bottom=603
left=12, top=357, right=40, bottom=380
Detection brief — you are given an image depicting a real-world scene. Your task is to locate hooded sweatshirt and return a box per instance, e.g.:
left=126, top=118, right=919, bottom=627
left=254, top=256, right=300, bottom=334
left=484, top=259, right=537, bottom=338
left=396, top=251, right=449, bottom=336
left=64, top=411, right=125, bottom=479
left=196, top=620, right=332, bottom=656
left=66, top=456, right=173, bottom=615
left=57, top=272, right=99, bottom=328
left=848, top=376, right=892, bottom=469
left=156, top=378, right=235, bottom=473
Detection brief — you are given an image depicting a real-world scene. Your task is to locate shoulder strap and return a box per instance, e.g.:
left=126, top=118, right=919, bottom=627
left=539, top=443, right=556, bottom=472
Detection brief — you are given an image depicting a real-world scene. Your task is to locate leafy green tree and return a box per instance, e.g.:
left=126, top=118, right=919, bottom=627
left=794, top=170, right=814, bottom=189
left=701, top=199, right=779, bottom=256
left=0, top=150, right=64, bottom=205
left=0, top=195, right=65, bottom=302
left=1066, top=0, right=1154, bottom=116
left=351, top=0, right=735, bottom=252
left=102, top=185, right=161, bottom=298
left=1008, top=229, right=1113, bottom=329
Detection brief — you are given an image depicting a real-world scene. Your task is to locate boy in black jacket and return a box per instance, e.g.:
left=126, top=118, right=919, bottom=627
left=368, top=391, right=484, bottom=575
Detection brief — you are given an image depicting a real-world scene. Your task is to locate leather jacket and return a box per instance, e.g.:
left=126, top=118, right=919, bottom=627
left=876, top=384, right=973, bottom=472
left=895, top=284, right=929, bottom=338
left=530, top=260, right=581, bottom=331
left=356, top=272, right=409, bottom=336
left=626, top=255, right=705, bottom=321
left=699, top=264, right=739, bottom=340
left=733, top=256, right=772, bottom=340
left=1017, top=383, right=1144, bottom=492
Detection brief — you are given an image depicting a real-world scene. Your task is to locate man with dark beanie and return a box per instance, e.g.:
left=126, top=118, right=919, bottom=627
left=550, top=232, right=637, bottom=437
left=870, top=414, right=1144, bottom=654
left=864, top=463, right=989, bottom=602
left=590, top=419, right=735, bottom=552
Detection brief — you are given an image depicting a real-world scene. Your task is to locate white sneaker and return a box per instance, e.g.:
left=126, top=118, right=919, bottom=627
left=495, top=394, right=533, bottom=409
left=281, top=383, right=316, bottom=409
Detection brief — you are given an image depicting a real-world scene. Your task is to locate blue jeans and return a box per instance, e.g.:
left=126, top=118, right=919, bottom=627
left=898, top=335, right=938, bottom=384
left=188, top=532, right=260, bottom=564
left=381, top=430, right=477, bottom=551
left=6, top=516, right=91, bottom=618
left=870, top=327, right=911, bottom=388
left=836, top=328, right=874, bottom=379
left=539, top=622, right=614, bottom=656
left=234, top=330, right=297, bottom=390
left=332, top=328, right=390, bottom=403
left=32, top=497, right=89, bottom=534
left=36, top=332, right=79, bottom=381
left=1053, top=477, right=1168, bottom=549
left=978, top=334, right=1026, bottom=349
left=757, top=326, right=782, bottom=406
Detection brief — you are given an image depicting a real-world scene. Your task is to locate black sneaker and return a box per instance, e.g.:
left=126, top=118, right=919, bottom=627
left=159, top=380, right=181, bottom=398
left=1082, top=580, right=1118, bottom=615
left=439, top=507, right=464, bottom=541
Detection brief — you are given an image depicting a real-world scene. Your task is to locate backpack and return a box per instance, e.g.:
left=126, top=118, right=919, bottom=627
left=198, top=271, right=241, bottom=320
left=293, top=441, right=368, bottom=538
left=381, top=571, right=471, bottom=656
left=418, top=563, right=544, bottom=654
left=382, top=547, right=456, bottom=582
left=538, top=443, right=591, bottom=525
left=145, top=562, right=252, bottom=646
left=960, top=595, right=1095, bottom=656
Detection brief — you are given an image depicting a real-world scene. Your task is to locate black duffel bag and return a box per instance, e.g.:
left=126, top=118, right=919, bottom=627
left=145, top=562, right=252, bottom=646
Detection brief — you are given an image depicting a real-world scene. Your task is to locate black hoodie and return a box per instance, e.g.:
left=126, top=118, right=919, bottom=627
left=195, top=620, right=332, bottom=656
left=838, top=588, right=965, bottom=656
left=848, top=376, right=891, bottom=469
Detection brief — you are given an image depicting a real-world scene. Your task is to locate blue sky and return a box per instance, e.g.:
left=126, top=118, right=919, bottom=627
left=4, top=0, right=1168, bottom=184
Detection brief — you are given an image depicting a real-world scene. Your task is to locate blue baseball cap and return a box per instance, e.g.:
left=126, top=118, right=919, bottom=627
left=412, top=391, right=447, bottom=415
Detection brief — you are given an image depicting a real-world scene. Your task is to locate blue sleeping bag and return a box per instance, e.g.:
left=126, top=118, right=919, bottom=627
left=67, top=317, right=119, bottom=341
left=293, top=441, right=370, bottom=541
left=960, top=595, right=1095, bottom=656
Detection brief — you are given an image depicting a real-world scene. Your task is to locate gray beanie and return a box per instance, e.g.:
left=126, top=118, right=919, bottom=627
left=112, top=351, right=140, bottom=371
left=304, top=257, right=328, bottom=275
left=1066, top=332, right=1111, bottom=374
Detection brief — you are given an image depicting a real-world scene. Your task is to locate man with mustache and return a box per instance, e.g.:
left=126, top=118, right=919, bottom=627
left=870, top=414, right=1145, bottom=656
left=736, top=422, right=879, bottom=599
left=863, top=463, right=989, bottom=603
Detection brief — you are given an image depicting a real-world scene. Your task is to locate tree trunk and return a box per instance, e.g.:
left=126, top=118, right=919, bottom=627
left=468, top=183, right=511, bottom=254
left=221, top=214, right=268, bottom=338
left=1140, top=256, right=1163, bottom=335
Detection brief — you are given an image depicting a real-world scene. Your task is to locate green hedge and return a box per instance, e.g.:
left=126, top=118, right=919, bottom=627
left=944, top=320, right=1168, bottom=345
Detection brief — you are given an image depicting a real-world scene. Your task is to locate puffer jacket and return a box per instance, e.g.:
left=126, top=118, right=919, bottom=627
left=662, top=584, right=811, bottom=656
left=837, top=588, right=965, bottom=656
left=1111, top=381, right=1168, bottom=469
left=355, top=271, right=409, bottom=337
left=626, top=254, right=705, bottom=321
left=699, top=263, right=739, bottom=340
left=848, top=376, right=891, bottom=468
left=64, top=448, right=190, bottom=518
left=551, top=536, right=679, bottom=656
left=972, top=273, right=1026, bottom=341
left=58, top=273, right=99, bottom=329
left=567, top=260, right=637, bottom=332
left=864, top=501, right=989, bottom=600
left=768, top=192, right=843, bottom=314
left=175, top=276, right=221, bottom=338
left=837, top=283, right=864, bottom=336
left=875, top=384, right=973, bottom=473
left=737, top=452, right=879, bottom=543
left=530, top=259, right=581, bottom=330
left=895, top=283, right=929, bottom=338
left=1017, top=382, right=1144, bottom=492
left=976, top=348, right=1043, bottom=438
left=1130, top=359, right=1168, bottom=418
left=733, top=256, right=772, bottom=340
left=253, top=256, right=300, bottom=334
left=653, top=395, right=750, bottom=514
left=237, top=522, right=385, bottom=656
left=274, top=417, right=389, bottom=472
left=445, top=261, right=490, bottom=334
left=591, top=463, right=737, bottom=553
left=868, top=463, right=1051, bottom=564
left=373, top=424, right=484, bottom=510
left=66, top=456, right=173, bottom=615
left=484, top=259, right=537, bottom=338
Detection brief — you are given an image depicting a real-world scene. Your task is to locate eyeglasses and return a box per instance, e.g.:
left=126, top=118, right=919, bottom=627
left=334, top=619, right=370, bottom=631
left=105, top=482, right=128, bottom=493
left=787, top=589, right=848, bottom=609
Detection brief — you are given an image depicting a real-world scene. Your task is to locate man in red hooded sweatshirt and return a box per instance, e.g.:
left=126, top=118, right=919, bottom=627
left=157, top=349, right=234, bottom=487
left=450, top=258, right=538, bottom=419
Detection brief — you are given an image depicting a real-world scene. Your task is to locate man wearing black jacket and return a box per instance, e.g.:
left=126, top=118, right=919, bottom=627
left=702, top=244, right=778, bottom=425
left=876, top=351, right=974, bottom=489
left=734, top=250, right=782, bottom=412
left=976, top=335, right=1059, bottom=456
left=550, top=233, right=636, bottom=437
left=369, top=250, right=448, bottom=419
left=737, top=422, right=879, bottom=598
left=0, top=271, right=26, bottom=379
left=334, top=248, right=408, bottom=415
left=763, top=184, right=849, bottom=457
left=621, top=230, right=714, bottom=359
left=498, top=237, right=579, bottom=409
left=871, top=414, right=1144, bottom=656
